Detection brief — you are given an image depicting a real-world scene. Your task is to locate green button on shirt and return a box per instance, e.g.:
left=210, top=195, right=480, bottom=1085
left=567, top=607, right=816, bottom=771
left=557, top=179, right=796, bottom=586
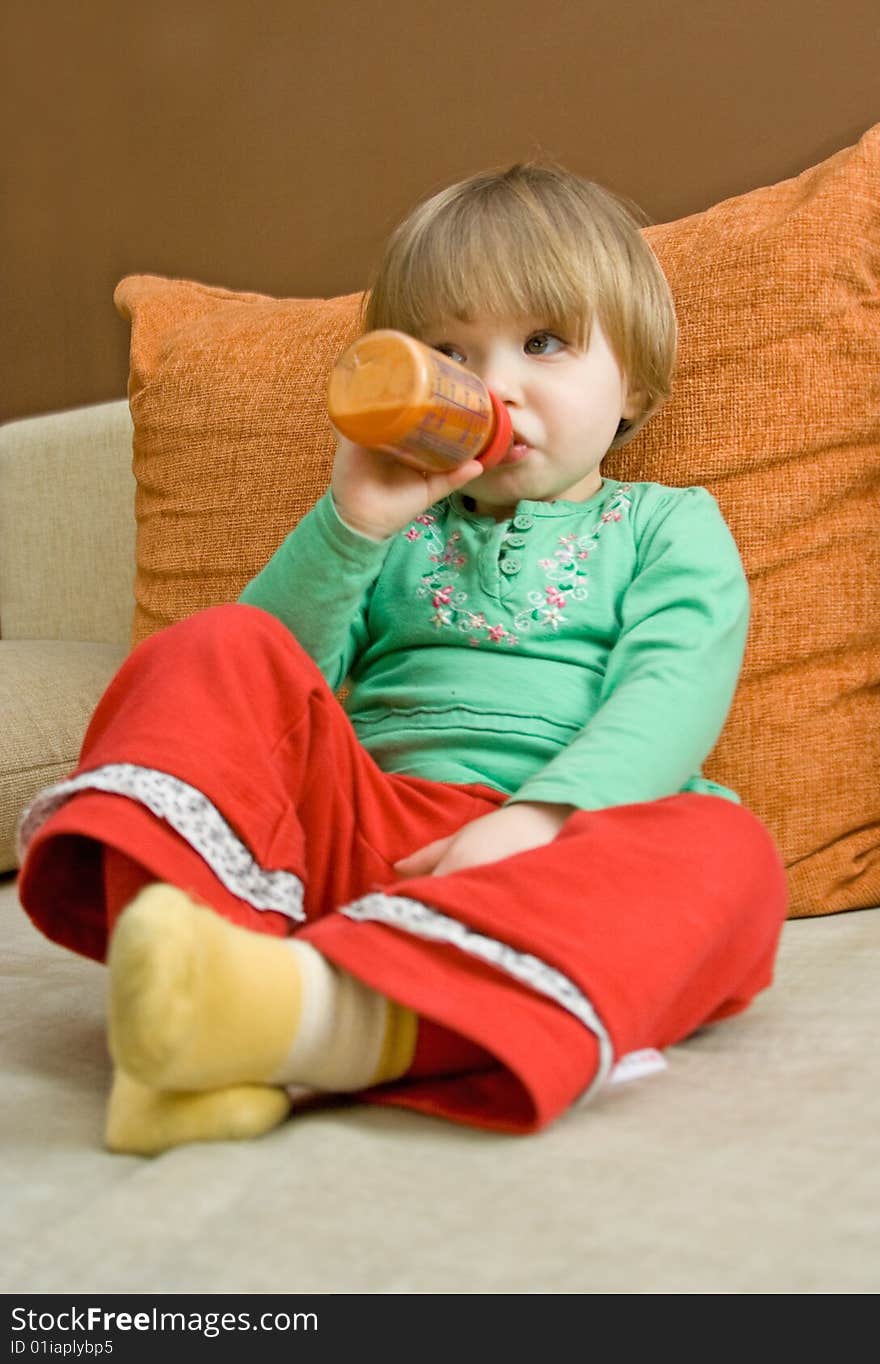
left=239, top=478, right=749, bottom=810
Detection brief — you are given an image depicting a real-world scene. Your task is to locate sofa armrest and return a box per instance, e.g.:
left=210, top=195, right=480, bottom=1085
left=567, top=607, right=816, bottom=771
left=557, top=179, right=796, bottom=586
left=0, top=400, right=136, bottom=645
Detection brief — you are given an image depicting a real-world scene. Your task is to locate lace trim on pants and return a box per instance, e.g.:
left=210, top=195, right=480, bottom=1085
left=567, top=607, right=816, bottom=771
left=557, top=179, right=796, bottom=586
left=341, top=892, right=614, bottom=1102
left=16, top=762, right=306, bottom=922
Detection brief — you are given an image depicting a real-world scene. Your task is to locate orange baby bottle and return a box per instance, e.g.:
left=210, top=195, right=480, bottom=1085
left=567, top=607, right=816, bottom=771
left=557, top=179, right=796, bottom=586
left=327, top=329, right=513, bottom=474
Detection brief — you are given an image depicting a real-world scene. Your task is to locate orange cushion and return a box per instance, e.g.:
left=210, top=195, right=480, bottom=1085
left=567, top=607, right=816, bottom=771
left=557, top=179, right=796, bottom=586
left=114, top=277, right=362, bottom=639
left=114, top=123, right=880, bottom=918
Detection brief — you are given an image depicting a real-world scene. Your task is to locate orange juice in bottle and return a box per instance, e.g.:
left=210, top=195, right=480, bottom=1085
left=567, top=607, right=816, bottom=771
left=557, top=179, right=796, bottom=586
left=327, top=329, right=513, bottom=473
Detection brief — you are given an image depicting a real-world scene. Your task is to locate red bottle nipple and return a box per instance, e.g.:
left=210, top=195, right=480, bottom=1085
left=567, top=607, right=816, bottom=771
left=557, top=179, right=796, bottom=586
left=478, top=393, right=514, bottom=470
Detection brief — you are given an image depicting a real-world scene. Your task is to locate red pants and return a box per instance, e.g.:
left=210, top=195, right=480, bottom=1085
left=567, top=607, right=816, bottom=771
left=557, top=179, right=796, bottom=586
left=18, top=604, right=788, bottom=1133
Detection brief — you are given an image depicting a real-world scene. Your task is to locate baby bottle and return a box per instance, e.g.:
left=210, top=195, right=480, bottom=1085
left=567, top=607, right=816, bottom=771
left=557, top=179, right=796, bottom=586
left=327, top=329, right=513, bottom=474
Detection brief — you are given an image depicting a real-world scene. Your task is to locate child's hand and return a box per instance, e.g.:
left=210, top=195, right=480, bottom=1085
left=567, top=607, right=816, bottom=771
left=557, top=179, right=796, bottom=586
left=393, top=802, right=576, bottom=879
left=330, top=433, right=484, bottom=541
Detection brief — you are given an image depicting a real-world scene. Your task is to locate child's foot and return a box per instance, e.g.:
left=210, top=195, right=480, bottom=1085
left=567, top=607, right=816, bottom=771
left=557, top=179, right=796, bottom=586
left=105, top=1068, right=292, bottom=1156
left=107, top=884, right=417, bottom=1093
left=107, top=884, right=301, bottom=1090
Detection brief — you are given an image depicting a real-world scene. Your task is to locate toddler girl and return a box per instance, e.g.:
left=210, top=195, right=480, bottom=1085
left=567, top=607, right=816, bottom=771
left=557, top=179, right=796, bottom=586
left=17, top=162, right=788, bottom=1154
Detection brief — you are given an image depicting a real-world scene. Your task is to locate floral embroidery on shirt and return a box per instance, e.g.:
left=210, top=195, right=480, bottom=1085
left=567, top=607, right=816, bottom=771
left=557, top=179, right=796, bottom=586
left=403, top=487, right=631, bottom=644
left=513, top=486, right=632, bottom=633
left=408, top=511, right=517, bottom=646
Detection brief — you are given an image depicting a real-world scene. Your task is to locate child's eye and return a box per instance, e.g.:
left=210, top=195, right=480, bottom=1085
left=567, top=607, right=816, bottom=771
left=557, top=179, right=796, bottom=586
left=524, top=332, right=565, bottom=356
left=433, top=343, right=466, bottom=364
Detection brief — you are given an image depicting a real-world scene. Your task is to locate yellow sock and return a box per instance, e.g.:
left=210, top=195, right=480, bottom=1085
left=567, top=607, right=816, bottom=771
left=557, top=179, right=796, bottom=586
left=107, top=884, right=417, bottom=1094
left=105, top=1069, right=293, bottom=1156
left=270, top=929, right=418, bottom=1090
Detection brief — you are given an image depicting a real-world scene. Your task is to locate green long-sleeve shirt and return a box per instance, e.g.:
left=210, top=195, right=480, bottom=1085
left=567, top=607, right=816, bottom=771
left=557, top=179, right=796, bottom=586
left=239, top=478, right=748, bottom=810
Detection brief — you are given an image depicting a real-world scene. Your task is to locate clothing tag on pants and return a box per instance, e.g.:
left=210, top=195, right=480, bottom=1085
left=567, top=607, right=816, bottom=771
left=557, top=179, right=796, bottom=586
left=607, top=1048, right=668, bottom=1085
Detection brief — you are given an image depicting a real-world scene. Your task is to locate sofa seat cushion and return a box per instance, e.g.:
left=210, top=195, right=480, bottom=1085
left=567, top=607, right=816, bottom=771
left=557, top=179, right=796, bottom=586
left=0, top=639, right=128, bottom=871
left=1, top=864, right=878, bottom=1292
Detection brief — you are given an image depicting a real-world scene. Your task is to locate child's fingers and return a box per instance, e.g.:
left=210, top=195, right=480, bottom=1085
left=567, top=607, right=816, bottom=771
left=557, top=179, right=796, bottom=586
left=393, top=834, right=454, bottom=877
left=423, top=459, right=484, bottom=502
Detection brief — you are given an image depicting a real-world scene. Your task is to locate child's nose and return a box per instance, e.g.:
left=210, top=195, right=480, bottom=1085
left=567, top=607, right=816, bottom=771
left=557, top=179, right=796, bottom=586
left=478, top=354, right=521, bottom=404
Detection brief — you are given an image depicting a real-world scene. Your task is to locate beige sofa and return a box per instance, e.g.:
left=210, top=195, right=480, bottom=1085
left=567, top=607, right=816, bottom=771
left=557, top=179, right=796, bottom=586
left=1, top=399, right=878, bottom=1294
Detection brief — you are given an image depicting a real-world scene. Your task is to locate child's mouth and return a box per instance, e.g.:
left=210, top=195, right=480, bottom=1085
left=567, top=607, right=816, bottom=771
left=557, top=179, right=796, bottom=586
left=500, top=442, right=531, bottom=466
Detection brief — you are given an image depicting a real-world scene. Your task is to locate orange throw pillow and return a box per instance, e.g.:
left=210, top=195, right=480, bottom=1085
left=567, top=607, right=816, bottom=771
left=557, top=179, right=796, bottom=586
left=114, top=277, right=362, bottom=640
left=114, top=123, right=880, bottom=918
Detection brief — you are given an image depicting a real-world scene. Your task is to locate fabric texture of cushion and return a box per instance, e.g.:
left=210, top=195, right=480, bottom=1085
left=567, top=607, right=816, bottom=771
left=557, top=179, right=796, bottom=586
left=114, top=279, right=361, bottom=641
left=113, top=123, right=880, bottom=918
left=0, top=401, right=136, bottom=646
left=0, top=640, right=129, bottom=872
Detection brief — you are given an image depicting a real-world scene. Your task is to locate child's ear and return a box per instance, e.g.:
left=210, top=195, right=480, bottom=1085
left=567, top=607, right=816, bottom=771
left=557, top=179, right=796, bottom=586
left=622, top=386, right=645, bottom=422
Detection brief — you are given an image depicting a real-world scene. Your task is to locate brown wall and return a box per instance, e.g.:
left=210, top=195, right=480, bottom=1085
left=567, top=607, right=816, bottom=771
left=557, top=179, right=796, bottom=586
left=3, top=0, right=878, bottom=422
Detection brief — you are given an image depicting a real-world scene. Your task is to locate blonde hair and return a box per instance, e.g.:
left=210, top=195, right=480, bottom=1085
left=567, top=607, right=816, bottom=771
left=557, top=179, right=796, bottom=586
left=363, top=160, right=677, bottom=447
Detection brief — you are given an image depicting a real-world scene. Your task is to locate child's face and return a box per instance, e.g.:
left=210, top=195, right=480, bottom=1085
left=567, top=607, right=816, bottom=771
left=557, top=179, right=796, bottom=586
left=423, top=314, right=640, bottom=520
